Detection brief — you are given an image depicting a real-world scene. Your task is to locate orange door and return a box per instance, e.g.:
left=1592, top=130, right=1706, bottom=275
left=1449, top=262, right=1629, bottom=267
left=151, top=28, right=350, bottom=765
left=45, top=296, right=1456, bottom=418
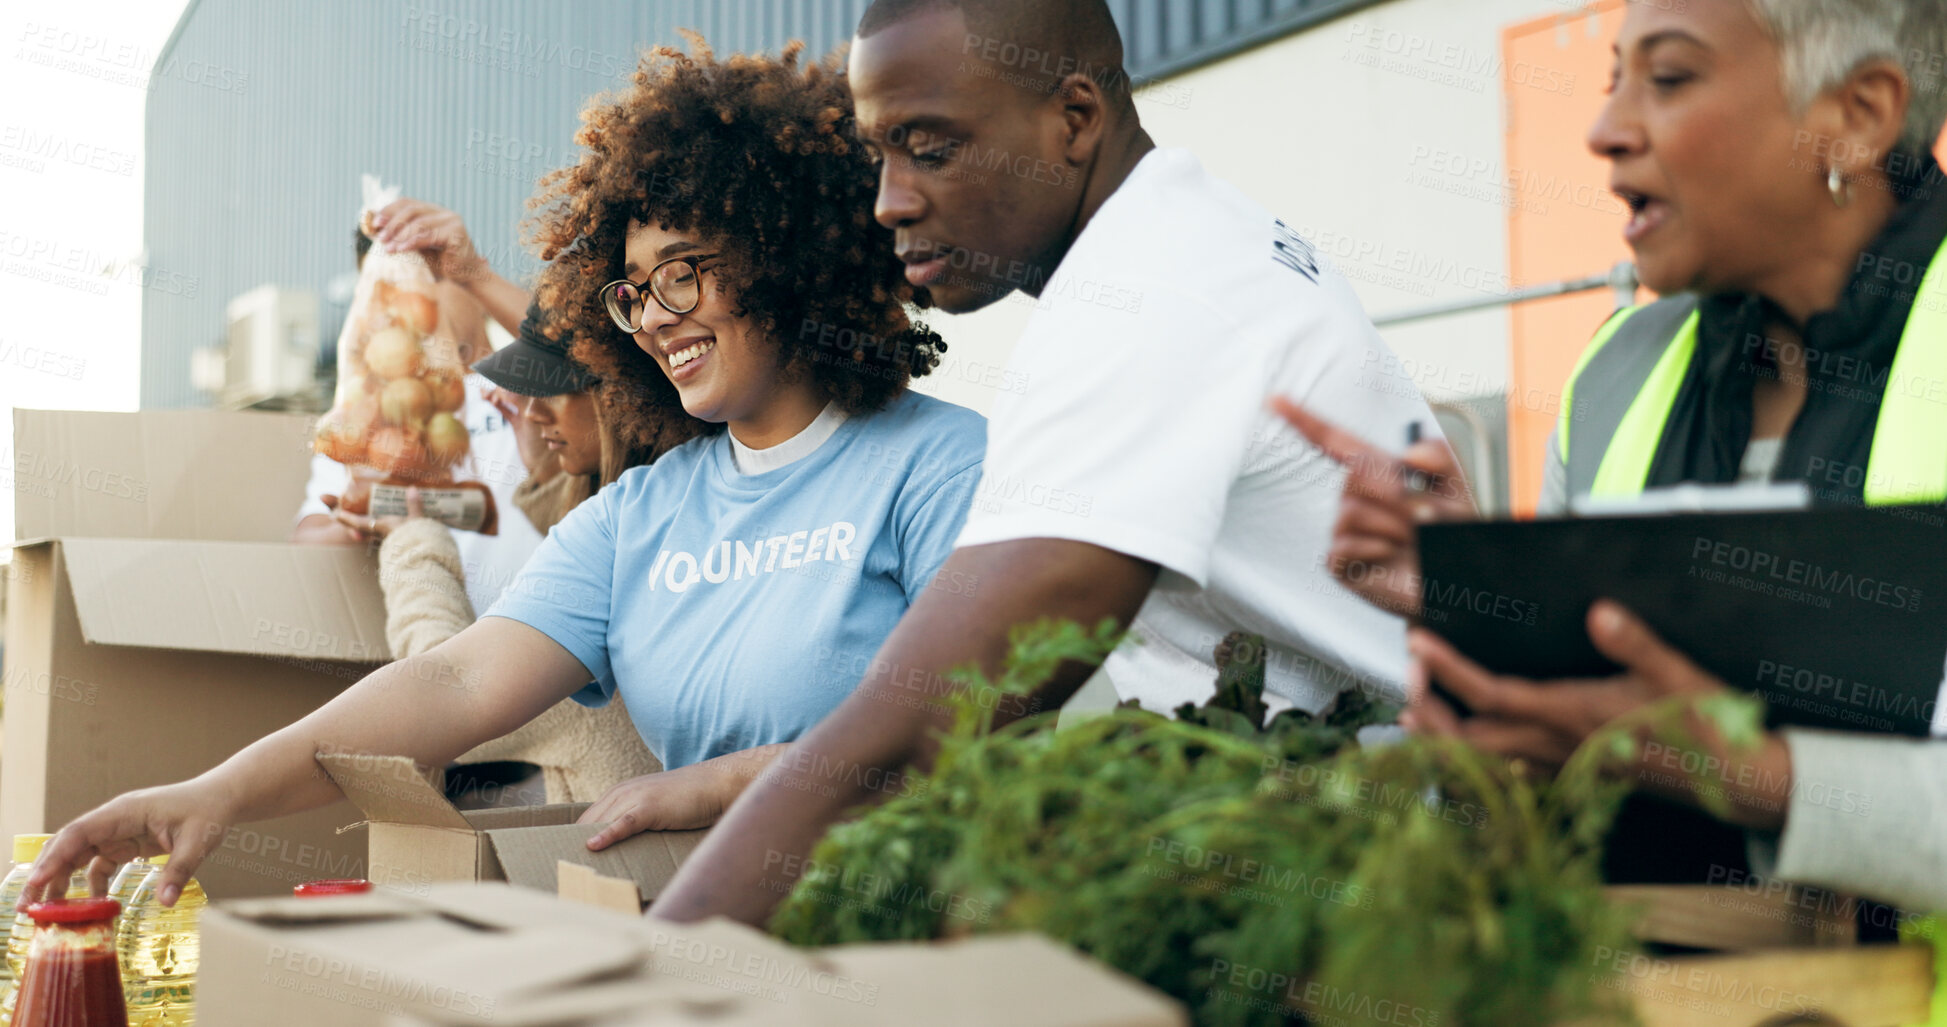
left=1501, top=4, right=1947, bottom=514
left=1502, top=1, right=1635, bottom=515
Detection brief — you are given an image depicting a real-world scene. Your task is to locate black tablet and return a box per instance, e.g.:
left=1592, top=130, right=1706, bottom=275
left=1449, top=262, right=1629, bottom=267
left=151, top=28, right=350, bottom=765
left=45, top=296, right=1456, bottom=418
left=1417, top=504, right=1947, bottom=737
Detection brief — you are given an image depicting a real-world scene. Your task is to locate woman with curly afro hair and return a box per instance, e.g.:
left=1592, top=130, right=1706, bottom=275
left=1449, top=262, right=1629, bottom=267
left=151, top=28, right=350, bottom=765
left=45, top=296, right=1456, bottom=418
left=531, top=34, right=955, bottom=453
left=497, top=37, right=986, bottom=846
left=21, top=38, right=988, bottom=892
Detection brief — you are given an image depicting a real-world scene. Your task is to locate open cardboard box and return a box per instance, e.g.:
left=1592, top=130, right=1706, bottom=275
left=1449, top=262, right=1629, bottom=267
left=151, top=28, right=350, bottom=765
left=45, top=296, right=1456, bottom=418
left=4, top=409, right=386, bottom=897
left=196, top=882, right=1188, bottom=1027
left=319, top=752, right=705, bottom=904
left=1579, top=885, right=1940, bottom=1027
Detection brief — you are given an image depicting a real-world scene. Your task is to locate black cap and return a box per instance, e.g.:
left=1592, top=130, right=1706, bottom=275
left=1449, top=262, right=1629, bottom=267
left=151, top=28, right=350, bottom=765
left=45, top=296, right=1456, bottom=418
left=472, top=301, right=601, bottom=397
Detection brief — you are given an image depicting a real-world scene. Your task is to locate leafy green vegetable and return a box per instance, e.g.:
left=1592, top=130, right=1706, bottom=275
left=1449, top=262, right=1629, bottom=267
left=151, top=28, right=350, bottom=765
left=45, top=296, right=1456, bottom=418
left=773, top=620, right=1755, bottom=1026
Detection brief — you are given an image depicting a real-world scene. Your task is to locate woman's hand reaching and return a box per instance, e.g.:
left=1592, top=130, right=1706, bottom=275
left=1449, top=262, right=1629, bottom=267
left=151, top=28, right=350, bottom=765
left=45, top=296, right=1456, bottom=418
left=1271, top=397, right=1475, bottom=619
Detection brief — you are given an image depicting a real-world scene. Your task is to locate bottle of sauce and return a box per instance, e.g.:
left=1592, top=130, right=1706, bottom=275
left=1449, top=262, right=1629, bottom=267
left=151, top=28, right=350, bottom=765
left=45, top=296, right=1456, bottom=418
left=13, top=898, right=127, bottom=1027
left=1, top=838, right=89, bottom=1027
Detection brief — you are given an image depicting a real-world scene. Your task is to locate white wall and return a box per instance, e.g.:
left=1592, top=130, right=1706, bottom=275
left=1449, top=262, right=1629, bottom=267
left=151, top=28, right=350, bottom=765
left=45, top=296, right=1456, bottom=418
left=914, top=0, right=1596, bottom=417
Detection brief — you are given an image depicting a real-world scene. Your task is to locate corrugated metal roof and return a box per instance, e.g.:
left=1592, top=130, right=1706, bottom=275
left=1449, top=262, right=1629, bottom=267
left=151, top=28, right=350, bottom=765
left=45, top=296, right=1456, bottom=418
left=141, top=0, right=1376, bottom=407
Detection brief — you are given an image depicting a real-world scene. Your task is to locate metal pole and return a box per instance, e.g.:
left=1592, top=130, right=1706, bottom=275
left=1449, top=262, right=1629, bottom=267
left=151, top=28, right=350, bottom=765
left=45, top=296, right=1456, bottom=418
left=1371, top=261, right=1638, bottom=328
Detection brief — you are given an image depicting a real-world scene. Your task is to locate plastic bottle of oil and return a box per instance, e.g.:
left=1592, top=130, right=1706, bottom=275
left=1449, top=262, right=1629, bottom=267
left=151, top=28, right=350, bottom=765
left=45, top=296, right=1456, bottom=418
left=0, top=837, right=49, bottom=1020
left=0, top=835, right=87, bottom=1027
left=117, top=854, right=203, bottom=1027
left=106, top=857, right=152, bottom=913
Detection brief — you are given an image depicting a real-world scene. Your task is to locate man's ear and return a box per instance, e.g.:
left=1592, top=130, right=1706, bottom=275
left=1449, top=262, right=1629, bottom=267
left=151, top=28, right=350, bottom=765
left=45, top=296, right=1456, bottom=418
left=1819, top=59, right=1911, bottom=179
left=1056, top=72, right=1109, bottom=165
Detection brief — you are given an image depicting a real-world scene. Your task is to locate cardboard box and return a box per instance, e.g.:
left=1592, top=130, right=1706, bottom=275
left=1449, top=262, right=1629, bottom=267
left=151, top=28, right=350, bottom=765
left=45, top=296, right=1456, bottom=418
left=1608, top=884, right=1859, bottom=951
left=319, top=752, right=705, bottom=903
left=5, top=409, right=387, bottom=897
left=1597, top=885, right=1937, bottom=1027
left=195, top=883, right=1188, bottom=1027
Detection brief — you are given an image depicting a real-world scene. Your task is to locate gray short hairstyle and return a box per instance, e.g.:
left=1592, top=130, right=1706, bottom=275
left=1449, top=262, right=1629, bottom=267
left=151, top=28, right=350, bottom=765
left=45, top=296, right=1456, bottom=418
left=1747, top=0, right=1947, bottom=158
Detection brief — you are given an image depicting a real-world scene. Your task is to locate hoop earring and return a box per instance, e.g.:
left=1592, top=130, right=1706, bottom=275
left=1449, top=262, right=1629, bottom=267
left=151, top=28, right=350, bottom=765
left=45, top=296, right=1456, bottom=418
left=1828, top=165, right=1852, bottom=208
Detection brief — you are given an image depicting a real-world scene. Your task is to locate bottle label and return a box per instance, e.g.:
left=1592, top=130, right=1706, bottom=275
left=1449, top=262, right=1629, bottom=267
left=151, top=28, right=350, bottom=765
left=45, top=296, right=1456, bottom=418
left=370, top=485, right=486, bottom=532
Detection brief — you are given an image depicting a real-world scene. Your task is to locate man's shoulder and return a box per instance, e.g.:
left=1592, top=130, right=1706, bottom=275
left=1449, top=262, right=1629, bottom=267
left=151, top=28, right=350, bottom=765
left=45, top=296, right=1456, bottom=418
left=1056, top=149, right=1347, bottom=327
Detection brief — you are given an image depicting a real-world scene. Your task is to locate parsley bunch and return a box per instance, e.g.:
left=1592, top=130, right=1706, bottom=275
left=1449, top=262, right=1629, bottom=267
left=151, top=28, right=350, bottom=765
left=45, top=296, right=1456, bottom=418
left=773, top=620, right=1755, bottom=1026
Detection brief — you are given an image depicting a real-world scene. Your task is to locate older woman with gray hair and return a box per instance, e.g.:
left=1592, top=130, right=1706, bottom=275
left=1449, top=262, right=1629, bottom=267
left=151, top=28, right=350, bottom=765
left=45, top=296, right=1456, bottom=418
left=1281, top=0, right=1947, bottom=913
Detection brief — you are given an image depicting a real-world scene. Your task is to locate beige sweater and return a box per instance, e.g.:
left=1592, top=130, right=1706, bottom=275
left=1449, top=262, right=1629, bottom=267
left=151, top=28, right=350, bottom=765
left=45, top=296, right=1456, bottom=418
left=376, top=474, right=661, bottom=803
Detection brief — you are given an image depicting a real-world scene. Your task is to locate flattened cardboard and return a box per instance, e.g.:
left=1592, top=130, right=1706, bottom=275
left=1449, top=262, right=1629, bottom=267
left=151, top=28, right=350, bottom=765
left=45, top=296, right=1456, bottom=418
left=205, top=886, right=1188, bottom=1027
left=320, top=753, right=706, bottom=900
left=416, top=881, right=645, bottom=932
left=636, top=916, right=1187, bottom=1026
left=12, top=407, right=317, bottom=543
left=400, top=926, right=645, bottom=1009
left=826, top=933, right=1187, bottom=1026
left=201, top=901, right=493, bottom=1027
left=387, top=981, right=761, bottom=1027
left=205, top=885, right=652, bottom=1027
left=220, top=890, right=417, bottom=924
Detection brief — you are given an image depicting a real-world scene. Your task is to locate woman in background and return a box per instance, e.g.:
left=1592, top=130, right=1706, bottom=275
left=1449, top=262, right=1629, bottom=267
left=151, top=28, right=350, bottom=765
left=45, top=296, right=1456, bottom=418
left=328, top=302, right=687, bottom=804
left=1283, top=0, right=1947, bottom=912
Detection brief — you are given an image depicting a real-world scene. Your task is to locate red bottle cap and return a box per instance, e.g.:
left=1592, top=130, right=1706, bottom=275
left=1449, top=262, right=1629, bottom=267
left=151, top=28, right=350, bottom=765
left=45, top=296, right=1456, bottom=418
left=293, top=879, right=373, bottom=897
left=23, top=899, right=120, bottom=924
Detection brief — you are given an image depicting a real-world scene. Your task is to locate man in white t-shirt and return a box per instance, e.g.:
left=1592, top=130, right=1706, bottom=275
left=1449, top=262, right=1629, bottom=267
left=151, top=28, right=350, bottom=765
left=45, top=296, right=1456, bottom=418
left=654, top=0, right=1446, bottom=925
left=293, top=211, right=542, bottom=616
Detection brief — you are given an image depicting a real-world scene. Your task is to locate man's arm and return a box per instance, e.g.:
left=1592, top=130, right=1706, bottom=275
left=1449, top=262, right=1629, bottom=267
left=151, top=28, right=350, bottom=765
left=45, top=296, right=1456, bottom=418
left=649, top=538, right=1157, bottom=926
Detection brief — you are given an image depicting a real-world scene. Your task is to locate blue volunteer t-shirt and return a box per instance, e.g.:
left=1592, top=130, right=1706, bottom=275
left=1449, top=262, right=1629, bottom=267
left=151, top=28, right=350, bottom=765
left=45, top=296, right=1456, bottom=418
left=484, top=391, right=985, bottom=770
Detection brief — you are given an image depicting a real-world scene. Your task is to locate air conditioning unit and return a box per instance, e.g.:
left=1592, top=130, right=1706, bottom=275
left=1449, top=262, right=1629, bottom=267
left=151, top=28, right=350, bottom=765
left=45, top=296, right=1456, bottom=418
left=209, top=285, right=320, bottom=408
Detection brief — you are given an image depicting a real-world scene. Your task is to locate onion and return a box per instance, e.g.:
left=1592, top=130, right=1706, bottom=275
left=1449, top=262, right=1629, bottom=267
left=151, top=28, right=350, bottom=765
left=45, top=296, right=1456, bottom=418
left=313, top=416, right=364, bottom=465
left=392, top=291, right=439, bottom=335
left=425, top=413, right=470, bottom=465
left=365, top=327, right=423, bottom=380
left=368, top=426, right=432, bottom=478
left=426, top=371, right=466, bottom=413
left=313, top=400, right=378, bottom=465
left=379, top=377, right=434, bottom=428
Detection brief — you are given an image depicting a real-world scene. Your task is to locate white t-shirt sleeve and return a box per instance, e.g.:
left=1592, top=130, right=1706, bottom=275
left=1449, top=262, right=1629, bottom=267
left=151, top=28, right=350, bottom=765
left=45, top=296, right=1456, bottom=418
left=296, top=452, right=350, bottom=523
left=956, top=285, right=1271, bottom=587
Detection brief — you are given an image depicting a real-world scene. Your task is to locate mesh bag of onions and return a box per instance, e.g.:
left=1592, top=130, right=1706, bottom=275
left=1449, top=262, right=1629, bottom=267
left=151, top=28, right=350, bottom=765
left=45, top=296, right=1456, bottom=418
left=313, top=175, right=498, bottom=534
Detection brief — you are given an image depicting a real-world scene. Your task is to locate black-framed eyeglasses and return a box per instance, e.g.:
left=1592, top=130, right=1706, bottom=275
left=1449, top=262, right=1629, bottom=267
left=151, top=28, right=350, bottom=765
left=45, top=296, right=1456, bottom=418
left=599, top=254, right=715, bottom=333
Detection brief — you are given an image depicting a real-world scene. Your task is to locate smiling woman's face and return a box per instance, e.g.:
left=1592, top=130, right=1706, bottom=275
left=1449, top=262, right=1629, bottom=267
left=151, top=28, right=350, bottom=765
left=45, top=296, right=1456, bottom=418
left=1588, top=0, right=1832, bottom=296
left=619, top=220, right=784, bottom=425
